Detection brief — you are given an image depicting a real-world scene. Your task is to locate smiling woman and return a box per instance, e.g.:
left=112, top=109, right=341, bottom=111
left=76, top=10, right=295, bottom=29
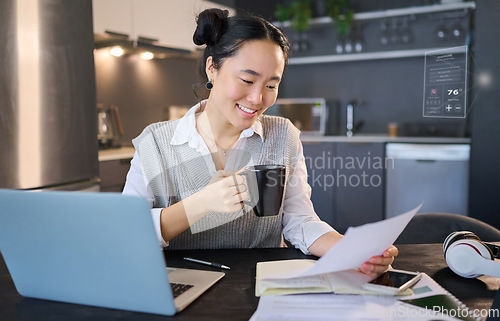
left=121, top=8, right=397, bottom=278
left=202, top=40, right=285, bottom=134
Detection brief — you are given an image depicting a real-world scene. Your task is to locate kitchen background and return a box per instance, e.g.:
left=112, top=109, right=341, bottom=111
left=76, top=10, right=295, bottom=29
left=93, top=0, right=500, bottom=230
left=2, top=0, right=499, bottom=231
left=96, top=0, right=475, bottom=143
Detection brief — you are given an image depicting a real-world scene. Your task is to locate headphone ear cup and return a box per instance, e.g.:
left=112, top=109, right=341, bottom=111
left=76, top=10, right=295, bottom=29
left=443, top=231, right=478, bottom=255
left=445, top=239, right=493, bottom=278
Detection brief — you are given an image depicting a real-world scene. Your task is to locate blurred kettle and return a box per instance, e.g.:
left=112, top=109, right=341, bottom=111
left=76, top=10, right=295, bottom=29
left=97, top=103, right=124, bottom=148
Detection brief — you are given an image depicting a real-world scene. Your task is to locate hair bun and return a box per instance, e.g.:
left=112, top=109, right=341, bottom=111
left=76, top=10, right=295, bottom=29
left=193, top=8, right=229, bottom=46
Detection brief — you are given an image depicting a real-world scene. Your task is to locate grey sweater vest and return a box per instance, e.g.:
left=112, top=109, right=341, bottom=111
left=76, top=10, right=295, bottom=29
left=133, top=115, right=299, bottom=250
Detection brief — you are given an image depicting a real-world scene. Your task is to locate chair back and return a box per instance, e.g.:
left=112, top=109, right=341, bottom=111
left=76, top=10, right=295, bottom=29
left=395, top=213, right=500, bottom=244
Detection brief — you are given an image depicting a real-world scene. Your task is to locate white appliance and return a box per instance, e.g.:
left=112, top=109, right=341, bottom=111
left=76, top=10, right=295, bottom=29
left=385, top=143, right=470, bottom=218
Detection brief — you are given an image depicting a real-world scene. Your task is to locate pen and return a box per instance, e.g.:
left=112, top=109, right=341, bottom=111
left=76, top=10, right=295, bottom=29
left=183, top=257, right=231, bottom=270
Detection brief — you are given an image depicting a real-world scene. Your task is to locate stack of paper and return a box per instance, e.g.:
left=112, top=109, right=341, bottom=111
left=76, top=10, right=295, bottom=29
left=251, top=204, right=474, bottom=321
left=251, top=274, right=469, bottom=321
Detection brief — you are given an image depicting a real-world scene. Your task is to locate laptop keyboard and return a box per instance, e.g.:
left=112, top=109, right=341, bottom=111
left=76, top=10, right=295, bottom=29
left=170, top=282, right=194, bottom=298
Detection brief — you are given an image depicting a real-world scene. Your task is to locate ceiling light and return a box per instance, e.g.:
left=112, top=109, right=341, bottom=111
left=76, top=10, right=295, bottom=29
left=140, top=51, right=154, bottom=60
left=109, top=47, right=124, bottom=57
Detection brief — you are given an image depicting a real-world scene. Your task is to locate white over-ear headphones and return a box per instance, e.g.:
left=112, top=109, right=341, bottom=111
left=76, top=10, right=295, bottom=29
left=443, top=231, right=500, bottom=278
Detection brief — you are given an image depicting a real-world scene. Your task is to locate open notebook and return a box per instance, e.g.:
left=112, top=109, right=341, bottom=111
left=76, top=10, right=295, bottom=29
left=0, top=189, right=224, bottom=316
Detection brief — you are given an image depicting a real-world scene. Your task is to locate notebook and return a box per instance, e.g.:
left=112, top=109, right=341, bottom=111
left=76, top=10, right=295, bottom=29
left=0, top=189, right=224, bottom=316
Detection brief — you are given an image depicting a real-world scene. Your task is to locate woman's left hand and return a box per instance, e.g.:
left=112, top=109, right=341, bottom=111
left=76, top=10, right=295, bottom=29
left=359, top=245, right=399, bottom=278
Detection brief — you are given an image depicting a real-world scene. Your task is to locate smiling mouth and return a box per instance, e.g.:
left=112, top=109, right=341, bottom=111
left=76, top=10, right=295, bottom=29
left=237, top=104, right=257, bottom=114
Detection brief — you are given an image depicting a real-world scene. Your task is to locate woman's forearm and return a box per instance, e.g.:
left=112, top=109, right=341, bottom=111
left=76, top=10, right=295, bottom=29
left=159, top=192, right=209, bottom=242
left=307, top=231, right=344, bottom=257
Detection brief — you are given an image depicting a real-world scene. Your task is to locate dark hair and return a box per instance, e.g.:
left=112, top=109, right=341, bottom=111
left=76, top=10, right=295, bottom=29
left=193, top=8, right=290, bottom=80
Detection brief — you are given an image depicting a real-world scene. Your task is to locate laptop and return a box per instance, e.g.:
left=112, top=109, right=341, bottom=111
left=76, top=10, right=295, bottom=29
left=0, top=189, right=224, bottom=316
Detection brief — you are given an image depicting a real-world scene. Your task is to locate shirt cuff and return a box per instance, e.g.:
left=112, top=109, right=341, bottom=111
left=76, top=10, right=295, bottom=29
left=151, top=208, right=169, bottom=248
left=300, top=221, right=336, bottom=255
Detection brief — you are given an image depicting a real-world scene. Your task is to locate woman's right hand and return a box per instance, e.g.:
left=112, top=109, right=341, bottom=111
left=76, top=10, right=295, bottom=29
left=199, top=170, right=249, bottom=214
left=162, top=170, right=249, bottom=242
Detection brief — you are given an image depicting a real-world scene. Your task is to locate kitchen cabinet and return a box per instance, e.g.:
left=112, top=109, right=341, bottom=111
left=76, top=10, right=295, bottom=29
left=303, top=141, right=384, bottom=233
left=93, top=0, right=133, bottom=37
left=98, top=147, right=135, bottom=193
left=334, top=142, right=384, bottom=233
left=92, top=0, right=234, bottom=51
left=303, top=136, right=472, bottom=232
left=99, top=159, right=131, bottom=192
left=303, top=142, right=336, bottom=226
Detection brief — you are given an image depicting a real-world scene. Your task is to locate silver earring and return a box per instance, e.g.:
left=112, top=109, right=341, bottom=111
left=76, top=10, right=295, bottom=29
left=205, top=78, right=213, bottom=90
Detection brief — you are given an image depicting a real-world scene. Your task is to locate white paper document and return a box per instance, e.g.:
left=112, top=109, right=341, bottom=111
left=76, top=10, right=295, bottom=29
left=263, top=204, right=421, bottom=280
left=249, top=293, right=461, bottom=321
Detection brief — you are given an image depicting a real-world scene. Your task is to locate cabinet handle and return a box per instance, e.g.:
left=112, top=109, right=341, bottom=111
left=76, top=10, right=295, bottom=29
left=104, top=30, right=129, bottom=38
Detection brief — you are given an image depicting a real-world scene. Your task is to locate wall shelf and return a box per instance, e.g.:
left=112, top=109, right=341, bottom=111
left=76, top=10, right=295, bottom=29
left=275, top=2, right=476, bottom=28
left=278, top=2, right=475, bottom=65
left=288, top=47, right=467, bottom=65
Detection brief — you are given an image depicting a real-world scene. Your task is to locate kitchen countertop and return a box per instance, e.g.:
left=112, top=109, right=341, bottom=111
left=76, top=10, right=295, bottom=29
left=300, top=134, right=471, bottom=144
left=96, top=137, right=470, bottom=162
left=98, top=146, right=135, bottom=162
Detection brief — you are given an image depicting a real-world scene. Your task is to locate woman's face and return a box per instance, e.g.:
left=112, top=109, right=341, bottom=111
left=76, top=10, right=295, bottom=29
left=206, top=39, right=286, bottom=131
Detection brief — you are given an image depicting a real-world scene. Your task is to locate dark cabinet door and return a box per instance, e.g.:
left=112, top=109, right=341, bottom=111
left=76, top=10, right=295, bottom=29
left=302, top=142, right=336, bottom=226
left=99, top=159, right=132, bottom=192
left=334, top=142, right=385, bottom=233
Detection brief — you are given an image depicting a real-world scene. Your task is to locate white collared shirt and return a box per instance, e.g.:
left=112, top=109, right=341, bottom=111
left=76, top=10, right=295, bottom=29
left=122, top=101, right=334, bottom=254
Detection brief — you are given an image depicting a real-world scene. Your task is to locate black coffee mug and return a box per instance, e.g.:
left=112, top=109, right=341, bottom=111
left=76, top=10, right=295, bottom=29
left=240, top=165, right=286, bottom=217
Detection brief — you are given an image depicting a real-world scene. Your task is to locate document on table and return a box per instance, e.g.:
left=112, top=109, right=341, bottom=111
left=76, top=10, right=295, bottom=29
left=256, top=261, right=417, bottom=297
left=262, top=203, right=422, bottom=280
left=249, top=293, right=462, bottom=321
